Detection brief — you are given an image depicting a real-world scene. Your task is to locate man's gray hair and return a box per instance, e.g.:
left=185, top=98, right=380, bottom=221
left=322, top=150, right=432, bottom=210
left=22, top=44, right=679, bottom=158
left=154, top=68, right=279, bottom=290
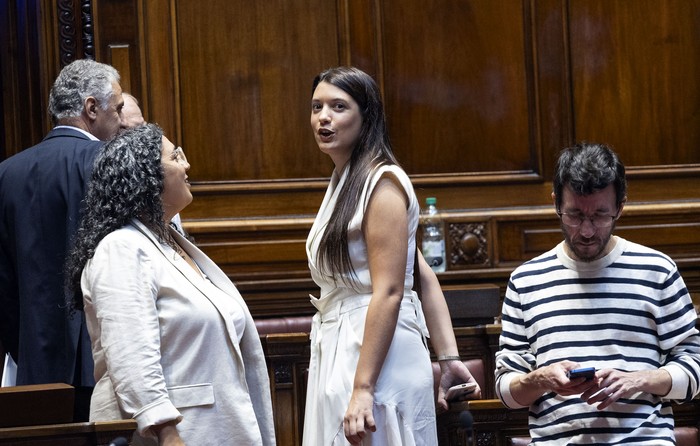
left=48, top=59, right=120, bottom=123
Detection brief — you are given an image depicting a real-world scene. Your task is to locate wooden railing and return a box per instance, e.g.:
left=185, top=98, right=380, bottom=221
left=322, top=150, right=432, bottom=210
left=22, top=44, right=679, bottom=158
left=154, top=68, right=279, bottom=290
left=0, top=384, right=136, bottom=445
left=0, top=420, right=137, bottom=446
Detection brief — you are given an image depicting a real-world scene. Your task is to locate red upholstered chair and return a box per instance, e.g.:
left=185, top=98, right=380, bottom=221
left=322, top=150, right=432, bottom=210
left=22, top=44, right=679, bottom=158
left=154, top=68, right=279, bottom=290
left=254, top=315, right=313, bottom=335
left=675, top=427, right=700, bottom=446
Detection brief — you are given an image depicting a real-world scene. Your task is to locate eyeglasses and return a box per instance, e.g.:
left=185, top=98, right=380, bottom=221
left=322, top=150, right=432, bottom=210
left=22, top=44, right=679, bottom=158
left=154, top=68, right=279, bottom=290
left=557, top=211, right=618, bottom=228
left=173, top=146, right=188, bottom=164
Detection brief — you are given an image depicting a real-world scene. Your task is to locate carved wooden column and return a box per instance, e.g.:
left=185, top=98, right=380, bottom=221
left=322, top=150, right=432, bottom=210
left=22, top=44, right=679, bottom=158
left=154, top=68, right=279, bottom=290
left=56, top=0, right=95, bottom=64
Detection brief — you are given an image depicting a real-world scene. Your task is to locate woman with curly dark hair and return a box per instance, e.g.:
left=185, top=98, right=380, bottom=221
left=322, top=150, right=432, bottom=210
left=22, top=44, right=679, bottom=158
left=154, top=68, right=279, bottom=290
left=65, top=123, right=275, bottom=446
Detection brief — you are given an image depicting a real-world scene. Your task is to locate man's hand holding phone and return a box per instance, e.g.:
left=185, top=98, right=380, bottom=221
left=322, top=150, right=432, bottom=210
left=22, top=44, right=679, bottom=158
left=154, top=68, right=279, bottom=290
left=567, top=367, right=596, bottom=381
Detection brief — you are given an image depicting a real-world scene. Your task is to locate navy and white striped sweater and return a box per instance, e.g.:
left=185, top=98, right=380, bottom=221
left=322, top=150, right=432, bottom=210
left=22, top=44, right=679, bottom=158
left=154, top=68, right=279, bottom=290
left=495, top=237, right=700, bottom=445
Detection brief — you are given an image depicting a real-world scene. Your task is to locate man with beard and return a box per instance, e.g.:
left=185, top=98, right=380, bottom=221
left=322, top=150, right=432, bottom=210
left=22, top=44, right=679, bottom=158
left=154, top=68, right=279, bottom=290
left=495, top=142, right=700, bottom=445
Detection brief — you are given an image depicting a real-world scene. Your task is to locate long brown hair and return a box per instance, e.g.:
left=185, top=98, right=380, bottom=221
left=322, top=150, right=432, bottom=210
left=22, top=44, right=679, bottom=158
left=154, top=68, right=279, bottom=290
left=312, top=67, right=400, bottom=284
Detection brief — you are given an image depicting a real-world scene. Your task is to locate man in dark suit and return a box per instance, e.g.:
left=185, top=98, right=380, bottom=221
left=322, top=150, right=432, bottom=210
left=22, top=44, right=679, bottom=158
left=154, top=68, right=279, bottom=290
left=0, top=59, right=124, bottom=421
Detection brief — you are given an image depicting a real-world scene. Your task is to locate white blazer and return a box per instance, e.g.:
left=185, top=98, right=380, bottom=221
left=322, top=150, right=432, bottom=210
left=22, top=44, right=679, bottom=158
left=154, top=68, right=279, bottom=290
left=82, top=219, right=275, bottom=446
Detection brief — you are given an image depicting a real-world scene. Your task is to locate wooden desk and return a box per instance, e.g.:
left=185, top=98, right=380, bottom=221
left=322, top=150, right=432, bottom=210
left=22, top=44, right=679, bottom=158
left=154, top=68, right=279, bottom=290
left=0, top=384, right=74, bottom=428
left=0, top=420, right=136, bottom=445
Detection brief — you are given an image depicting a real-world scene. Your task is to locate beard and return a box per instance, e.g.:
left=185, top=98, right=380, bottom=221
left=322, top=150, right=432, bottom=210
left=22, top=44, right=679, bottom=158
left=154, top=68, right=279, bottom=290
left=562, top=222, right=616, bottom=262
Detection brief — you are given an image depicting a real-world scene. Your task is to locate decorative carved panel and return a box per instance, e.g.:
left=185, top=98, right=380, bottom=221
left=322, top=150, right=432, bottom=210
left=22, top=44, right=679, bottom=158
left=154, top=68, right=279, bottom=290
left=56, top=0, right=94, bottom=64
left=449, top=222, right=490, bottom=268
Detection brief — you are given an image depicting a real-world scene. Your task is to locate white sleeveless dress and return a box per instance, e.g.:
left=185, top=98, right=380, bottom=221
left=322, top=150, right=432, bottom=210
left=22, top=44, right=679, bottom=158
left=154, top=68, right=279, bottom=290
left=302, top=164, right=437, bottom=445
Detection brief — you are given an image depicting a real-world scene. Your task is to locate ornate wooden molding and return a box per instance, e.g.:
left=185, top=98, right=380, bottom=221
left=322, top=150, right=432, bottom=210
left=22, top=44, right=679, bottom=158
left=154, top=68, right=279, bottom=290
left=272, top=362, right=293, bottom=385
left=449, top=222, right=490, bottom=267
left=57, top=0, right=94, bottom=65
left=80, top=0, right=95, bottom=59
left=57, top=0, right=78, bottom=65
left=476, top=432, right=496, bottom=446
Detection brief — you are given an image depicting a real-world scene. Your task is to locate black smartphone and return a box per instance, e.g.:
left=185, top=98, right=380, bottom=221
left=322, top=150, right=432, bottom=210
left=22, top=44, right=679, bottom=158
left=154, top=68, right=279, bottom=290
left=567, top=367, right=596, bottom=381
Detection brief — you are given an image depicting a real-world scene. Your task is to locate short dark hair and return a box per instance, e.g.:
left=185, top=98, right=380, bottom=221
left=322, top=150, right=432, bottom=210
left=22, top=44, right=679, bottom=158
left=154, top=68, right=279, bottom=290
left=553, top=142, right=627, bottom=211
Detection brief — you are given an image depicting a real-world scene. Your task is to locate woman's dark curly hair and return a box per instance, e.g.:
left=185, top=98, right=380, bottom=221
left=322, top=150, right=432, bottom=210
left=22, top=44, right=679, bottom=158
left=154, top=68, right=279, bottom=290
left=66, top=123, right=175, bottom=309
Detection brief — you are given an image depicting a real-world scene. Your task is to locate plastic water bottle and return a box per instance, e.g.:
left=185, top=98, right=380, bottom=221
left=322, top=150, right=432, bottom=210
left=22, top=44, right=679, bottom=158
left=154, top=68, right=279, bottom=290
left=421, top=197, right=446, bottom=273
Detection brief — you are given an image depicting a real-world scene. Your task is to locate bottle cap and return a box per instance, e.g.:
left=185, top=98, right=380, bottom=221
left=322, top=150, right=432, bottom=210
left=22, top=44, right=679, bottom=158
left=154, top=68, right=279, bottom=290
left=426, top=197, right=437, bottom=205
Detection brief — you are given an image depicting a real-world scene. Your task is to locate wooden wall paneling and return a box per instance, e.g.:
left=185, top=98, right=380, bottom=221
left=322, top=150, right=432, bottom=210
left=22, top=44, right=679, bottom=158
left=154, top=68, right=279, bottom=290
left=90, top=0, right=146, bottom=119
left=413, top=181, right=555, bottom=219
left=378, top=0, right=539, bottom=179
left=0, top=0, right=57, bottom=160
left=568, top=0, right=700, bottom=168
left=343, top=0, right=382, bottom=81
left=184, top=214, right=316, bottom=318
left=237, top=280, right=319, bottom=318
left=615, top=203, right=700, bottom=262
left=183, top=183, right=326, bottom=220
left=173, top=0, right=337, bottom=183
left=680, top=268, right=700, bottom=309
left=531, top=0, right=574, bottom=180
left=625, top=176, right=700, bottom=203
left=190, top=220, right=311, bottom=279
left=107, top=45, right=133, bottom=93
left=140, top=0, right=179, bottom=140
left=493, top=208, right=560, bottom=265
left=161, top=0, right=367, bottom=317
left=37, top=0, right=58, bottom=140
left=5, top=0, right=696, bottom=317
left=0, top=0, right=22, bottom=159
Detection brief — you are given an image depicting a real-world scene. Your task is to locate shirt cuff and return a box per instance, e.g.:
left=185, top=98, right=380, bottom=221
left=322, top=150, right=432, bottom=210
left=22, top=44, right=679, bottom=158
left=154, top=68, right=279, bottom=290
left=133, top=397, right=183, bottom=438
left=661, top=363, right=691, bottom=400
left=498, top=372, right=529, bottom=409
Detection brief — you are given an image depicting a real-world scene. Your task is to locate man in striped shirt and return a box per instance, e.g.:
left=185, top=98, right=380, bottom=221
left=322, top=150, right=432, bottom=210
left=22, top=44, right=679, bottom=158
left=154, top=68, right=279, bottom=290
left=495, top=142, right=700, bottom=445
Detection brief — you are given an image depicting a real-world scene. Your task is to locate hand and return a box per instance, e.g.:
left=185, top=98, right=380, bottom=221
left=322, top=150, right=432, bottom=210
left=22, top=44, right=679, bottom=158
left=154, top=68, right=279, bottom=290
left=161, top=436, right=186, bottom=446
left=437, top=360, right=482, bottom=412
left=344, top=388, right=377, bottom=445
left=580, top=368, right=668, bottom=410
left=530, top=361, right=598, bottom=396
left=511, top=360, right=599, bottom=407
left=153, top=421, right=185, bottom=446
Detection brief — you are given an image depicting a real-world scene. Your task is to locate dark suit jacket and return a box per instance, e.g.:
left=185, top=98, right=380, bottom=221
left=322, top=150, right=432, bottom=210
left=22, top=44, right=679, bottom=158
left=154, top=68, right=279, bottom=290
left=0, top=127, right=102, bottom=387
